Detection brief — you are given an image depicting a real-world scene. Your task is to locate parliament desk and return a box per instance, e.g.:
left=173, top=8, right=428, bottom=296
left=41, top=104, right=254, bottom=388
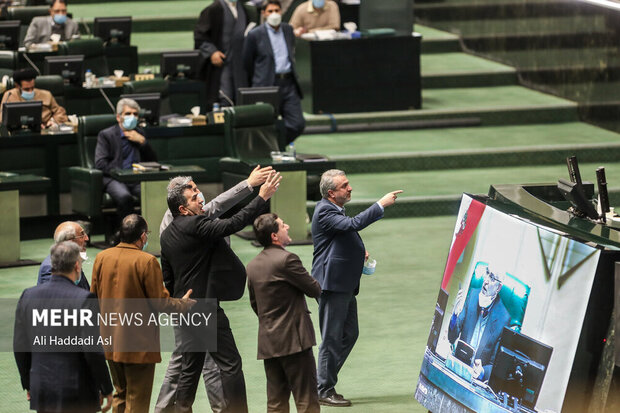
left=0, top=130, right=78, bottom=216
left=0, top=173, right=51, bottom=267
left=110, top=165, right=206, bottom=255
left=295, top=34, right=422, bottom=114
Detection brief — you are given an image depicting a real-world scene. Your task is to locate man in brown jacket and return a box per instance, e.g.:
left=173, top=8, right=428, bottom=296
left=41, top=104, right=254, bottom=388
left=91, top=214, right=194, bottom=413
left=0, top=68, right=68, bottom=128
left=246, top=213, right=321, bottom=413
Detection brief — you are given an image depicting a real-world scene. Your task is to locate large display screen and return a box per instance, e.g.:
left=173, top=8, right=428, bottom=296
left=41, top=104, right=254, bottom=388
left=415, top=194, right=601, bottom=413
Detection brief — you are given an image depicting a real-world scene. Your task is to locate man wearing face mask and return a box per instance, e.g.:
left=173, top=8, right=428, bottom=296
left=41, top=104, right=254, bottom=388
left=243, top=0, right=305, bottom=144
left=194, top=0, right=257, bottom=108
left=24, top=0, right=80, bottom=48
left=447, top=265, right=513, bottom=381
left=37, top=221, right=90, bottom=290
left=0, top=68, right=68, bottom=129
left=14, top=241, right=114, bottom=413
left=90, top=214, right=195, bottom=413
left=290, top=0, right=341, bottom=37
left=95, top=98, right=157, bottom=242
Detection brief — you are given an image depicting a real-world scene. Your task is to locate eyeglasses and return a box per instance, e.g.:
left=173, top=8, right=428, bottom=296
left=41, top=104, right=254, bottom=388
left=144, top=231, right=152, bottom=236
left=68, top=232, right=87, bottom=241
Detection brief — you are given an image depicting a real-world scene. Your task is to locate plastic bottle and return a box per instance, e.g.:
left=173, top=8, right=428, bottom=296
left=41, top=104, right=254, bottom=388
left=212, top=102, right=220, bottom=112
left=85, top=69, right=93, bottom=88
left=285, top=142, right=296, bottom=162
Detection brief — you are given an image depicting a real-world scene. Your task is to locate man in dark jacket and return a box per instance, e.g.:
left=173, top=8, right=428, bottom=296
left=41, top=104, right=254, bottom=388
left=14, top=241, right=113, bottom=413
left=247, top=213, right=321, bottom=413
left=194, top=0, right=256, bottom=107
left=160, top=171, right=281, bottom=413
left=95, top=98, right=157, bottom=229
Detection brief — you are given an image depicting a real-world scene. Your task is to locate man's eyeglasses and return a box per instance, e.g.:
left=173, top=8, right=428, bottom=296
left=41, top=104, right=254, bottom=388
left=68, top=232, right=87, bottom=240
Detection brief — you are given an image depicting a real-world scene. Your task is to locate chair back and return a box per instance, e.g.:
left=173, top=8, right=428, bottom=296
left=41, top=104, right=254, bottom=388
left=35, top=74, right=65, bottom=106
left=77, top=114, right=117, bottom=168
left=0, top=50, right=17, bottom=70
left=123, top=78, right=172, bottom=115
left=225, top=103, right=281, bottom=160
left=467, top=261, right=530, bottom=331
left=65, top=38, right=109, bottom=76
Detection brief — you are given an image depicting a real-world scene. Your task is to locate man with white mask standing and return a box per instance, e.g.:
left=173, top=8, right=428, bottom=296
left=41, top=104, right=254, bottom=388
left=243, top=0, right=305, bottom=144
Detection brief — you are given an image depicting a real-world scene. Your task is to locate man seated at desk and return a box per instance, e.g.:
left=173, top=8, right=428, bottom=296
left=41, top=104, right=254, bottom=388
left=290, top=0, right=340, bottom=37
left=447, top=265, right=512, bottom=381
left=0, top=68, right=68, bottom=129
left=24, top=0, right=80, bottom=49
left=95, top=98, right=157, bottom=243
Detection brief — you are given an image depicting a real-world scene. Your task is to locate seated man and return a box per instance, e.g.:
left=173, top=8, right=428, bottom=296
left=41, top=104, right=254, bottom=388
left=24, top=0, right=80, bottom=48
left=290, top=0, right=340, bottom=37
left=447, top=265, right=512, bottom=381
left=95, top=98, right=156, bottom=240
left=0, top=68, right=68, bottom=129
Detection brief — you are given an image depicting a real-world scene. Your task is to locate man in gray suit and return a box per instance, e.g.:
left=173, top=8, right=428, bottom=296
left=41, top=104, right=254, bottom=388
left=243, top=0, right=305, bottom=143
left=155, top=165, right=273, bottom=413
left=247, top=213, right=321, bottom=413
left=24, top=0, right=80, bottom=48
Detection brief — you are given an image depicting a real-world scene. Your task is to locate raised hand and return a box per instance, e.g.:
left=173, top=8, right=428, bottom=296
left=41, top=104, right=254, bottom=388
left=247, top=165, right=274, bottom=187
left=258, top=171, right=282, bottom=201
left=378, top=190, right=403, bottom=208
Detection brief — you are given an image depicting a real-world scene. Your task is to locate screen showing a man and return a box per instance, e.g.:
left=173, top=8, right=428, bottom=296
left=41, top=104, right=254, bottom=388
left=447, top=265, right=512, bottom=381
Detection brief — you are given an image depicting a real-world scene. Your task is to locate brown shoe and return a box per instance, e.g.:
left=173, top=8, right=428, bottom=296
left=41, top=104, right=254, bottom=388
left=319, top=394, right=352, bottom=407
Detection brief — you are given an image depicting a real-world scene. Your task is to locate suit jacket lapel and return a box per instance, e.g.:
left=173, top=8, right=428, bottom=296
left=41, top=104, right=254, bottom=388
left=262, top=24, right=275, bottom=59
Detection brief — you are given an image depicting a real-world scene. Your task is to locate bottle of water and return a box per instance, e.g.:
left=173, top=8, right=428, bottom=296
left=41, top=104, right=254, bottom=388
left=212, top=102, right=220, bottom=112
left=85, top=69, right=93, bottom=88
left=285, top=142, right=296, bottom=162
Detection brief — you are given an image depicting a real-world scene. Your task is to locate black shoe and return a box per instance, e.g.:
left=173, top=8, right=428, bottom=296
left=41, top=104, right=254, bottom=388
left=319, top=394, right=352, bottom=407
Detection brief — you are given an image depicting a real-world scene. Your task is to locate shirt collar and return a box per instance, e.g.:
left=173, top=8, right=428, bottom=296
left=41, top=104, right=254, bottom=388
left=266, top=22, right=280, bottom=34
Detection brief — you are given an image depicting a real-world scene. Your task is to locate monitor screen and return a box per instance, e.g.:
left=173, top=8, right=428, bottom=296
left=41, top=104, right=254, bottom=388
left=120, top=93, right=160, bottom=126
left=94, top=16, right=132, bottom=47
left=160, top=51, right=200, bottom=80
left=0, top=20, right=20, bottom=51
left=44, top=55, right=84, bottom=86
left=236, top=87, right=280, bottom=116
left=488, top=327, right=553, bottom=409
left=2, top=101, right=43, bottom=133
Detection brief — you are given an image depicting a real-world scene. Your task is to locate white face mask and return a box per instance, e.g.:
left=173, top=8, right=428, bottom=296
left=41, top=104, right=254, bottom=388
left=79, top=251, right=88, bottom=262
left=478, top=291, right=495, bottom=309
left=266, top=12, right=282, bottom=27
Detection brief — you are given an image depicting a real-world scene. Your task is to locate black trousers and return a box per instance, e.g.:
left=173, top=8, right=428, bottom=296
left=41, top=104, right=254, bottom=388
left=175, top=306, right=248, bottom=413
left=264, top=348, right=319, bottom=413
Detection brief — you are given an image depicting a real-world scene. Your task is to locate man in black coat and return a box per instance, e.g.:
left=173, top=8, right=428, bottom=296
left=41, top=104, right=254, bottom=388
left=14, top=241, right=113, bottom=413
left=95, top=98, right=157, bottom=231
left=194, top=0, right=256, bottom=107
left=160, top=171, right=281, bottom=413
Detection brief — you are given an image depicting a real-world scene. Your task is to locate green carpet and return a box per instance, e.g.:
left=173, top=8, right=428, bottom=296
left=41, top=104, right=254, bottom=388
left=0, top=216, right=457, bottom=412
left=341, top=161, right=620, bottom=200
left=422, top=52, right=515, bottom=75
left=296, top=122, right=619, bottom=156
left=71, top=0, right=208, bottom=19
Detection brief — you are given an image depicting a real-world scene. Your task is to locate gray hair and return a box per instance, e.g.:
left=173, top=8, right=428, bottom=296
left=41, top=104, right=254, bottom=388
left=320, top=169, right=346, bottom=198
left=167, top=176, right=194, bottom=217
left=50, top=241, right=81, bottom=275
left=116, top=98, right=140, bottom=115
left=54, top=223, right=77, bottom=243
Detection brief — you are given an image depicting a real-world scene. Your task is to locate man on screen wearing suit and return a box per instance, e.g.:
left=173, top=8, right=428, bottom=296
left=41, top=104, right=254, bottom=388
left=243, top=0, right=305, bottom=143
left=14, top=241, right=113, bottom=413
left=311, top=169, right=402, bottom=406
left=247, top=213, right=321, bottom=413
left=448, top=265, right=512, bottom=381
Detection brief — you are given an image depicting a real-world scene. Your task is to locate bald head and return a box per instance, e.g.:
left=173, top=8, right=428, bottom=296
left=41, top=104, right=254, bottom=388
left=53, top=221, right=89, bottom=251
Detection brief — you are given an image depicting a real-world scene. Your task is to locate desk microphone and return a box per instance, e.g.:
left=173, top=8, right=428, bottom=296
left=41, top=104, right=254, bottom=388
left=80, top=18, right=92, bottom=37
left=218, top=89, right=235, bottom=106
left=22, top=53, right=41, bottom=75
left=98, top=87, right=116, bottom=114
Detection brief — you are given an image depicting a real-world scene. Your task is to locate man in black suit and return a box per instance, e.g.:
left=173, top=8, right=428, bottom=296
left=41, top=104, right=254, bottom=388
left=160, top=171, right=281, bottom=413
left=14, top=241, right=113, bottom=413
left=95, top=98, right=157, bottom=233
left=243, top=0, right=305, bottom=143
left=247, top=213, right=321, bottom=413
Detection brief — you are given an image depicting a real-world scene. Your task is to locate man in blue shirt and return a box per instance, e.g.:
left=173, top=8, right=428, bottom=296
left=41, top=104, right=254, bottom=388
left=243, top=0, right=305, bottom=143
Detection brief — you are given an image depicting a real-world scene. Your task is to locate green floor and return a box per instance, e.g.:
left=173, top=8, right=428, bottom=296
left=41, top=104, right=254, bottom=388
left=422, top=52, right=515, bottom=75
left=0, top=215, right=457, bottom=412
left=295, top=122, right=620, bottom=156
left=71, top=0, right=208, bottom=19
left=342, top=161, right=620, bottom=199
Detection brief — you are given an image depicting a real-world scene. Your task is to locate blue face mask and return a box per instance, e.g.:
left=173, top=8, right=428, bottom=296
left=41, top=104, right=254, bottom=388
left=74, top=271, right=82, bottom=286
left=21, top=90, right=34, bottom=100
left=312, top=0, right=325, bottom=8
left=53, top=14, right=67, bottom=25
left=122, top=114, right=138, bottom=130
left=142, top=241, right=149, bottom=251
